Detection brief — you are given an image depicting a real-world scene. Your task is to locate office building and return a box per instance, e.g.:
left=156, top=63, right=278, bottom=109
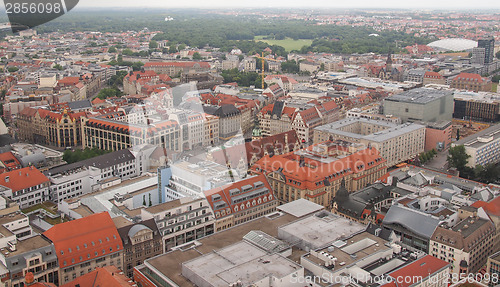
left=478, top=36, right=495, bottom=64
left=453, top=123, right=500, bottom=167
left=383, top=88, right=454, bottom=122
left=314, top=118, right=426, bottom=167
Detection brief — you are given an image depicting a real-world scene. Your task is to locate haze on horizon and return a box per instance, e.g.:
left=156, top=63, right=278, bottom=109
left=79, top=0, right=500, bottom=9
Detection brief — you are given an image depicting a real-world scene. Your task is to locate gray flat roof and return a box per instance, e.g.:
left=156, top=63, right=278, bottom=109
left=385, top=88, right=453, bottom=104
left=315, top=118, right=425, bottom=143
left=277, top=198, right=324, bottom=217
left=278, top=212, right=365, bottom=250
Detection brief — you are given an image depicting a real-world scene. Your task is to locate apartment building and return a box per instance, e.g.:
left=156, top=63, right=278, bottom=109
left=204, top=175, right=278, bottom=232
left=141, top=197, right=216, bottom=252
left=82, top=117, right=181, bottom=152
left=451, top=72, right=492, bottom=92
left=0, top=235, right=59, bottom=287
left=46, top=149, right=139, bottom=204
left=42, top=212, right=124, bottom=285
left=203, top=105, right=241, bottom=140
left=430, top=216, right=495, bottom=274
left=117, top=219, right=163, bottom=278
left=0, top=166, right=50, bottom=208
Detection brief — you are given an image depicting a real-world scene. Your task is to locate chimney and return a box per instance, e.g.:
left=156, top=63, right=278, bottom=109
left=299, top=155, right=305, bottom=167
left=392, top=177, right=399, bottom=187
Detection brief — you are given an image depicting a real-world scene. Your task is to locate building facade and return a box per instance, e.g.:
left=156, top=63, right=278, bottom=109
left=43, top=212, right=123, bottom=285
left=451, top=73, right=492, bottom=92
left=117, top=219, right=163, bottom=279
left=204, top=175, right=278, bottom=232
left=250, top=140, right=387, bottom=208
left=453, top=123, right=500, bottom=167
left=314, top=118, right=426, bottom=167
left=141, top=197, right=216, bottom=252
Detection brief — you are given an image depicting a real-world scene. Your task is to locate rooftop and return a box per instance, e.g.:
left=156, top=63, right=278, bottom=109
left=454, top=123, right=500, bottom=149
left=385, top=88, right=453, bottom=104
left=316, top=118, right=425, bottom=143
left=143, top=212, right=302, bottom=286
left=278, top=211, right=366, bottom=250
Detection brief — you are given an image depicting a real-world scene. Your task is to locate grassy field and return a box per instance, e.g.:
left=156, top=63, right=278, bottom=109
left=254, top=36, right=313, bottom=52
left=493, top=83, right=498, bottom=93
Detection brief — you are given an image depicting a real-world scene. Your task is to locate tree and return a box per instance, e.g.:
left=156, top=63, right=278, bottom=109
left=447, top=145, right=470, bottom=172
left=108, top=46, right=117, bottom=53
left=131, top=61, right=144, bottom=71
left=7, top=67, right=18, bottom=73
left=53, top=64, right=64, bottom=71
left=97, top=87, right=122, bottom=99
left=496, top=50, right=500, bottom=60
left=492, top=75, right=500, bottom=83
left=192, top=52, right=202, bottom=60
left=149, top=40, right=158, bottom=49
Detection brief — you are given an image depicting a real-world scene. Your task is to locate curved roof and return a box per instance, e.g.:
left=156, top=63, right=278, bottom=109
left=427, top=38, right=477, bottom=51
left=128, top=224, right=151, bottom=238
left=383, top=205, right=440, bottom=239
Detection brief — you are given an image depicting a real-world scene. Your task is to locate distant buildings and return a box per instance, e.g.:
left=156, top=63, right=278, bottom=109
left=383, top=88, right=454, bottom=123
left=453, top=123, right=500, bottom=167
left=451, top=72, right=492, bottom=92
left=143, top=61, right=211, bottom=77
left=478, top=36, right=495, bottom=64
left=314, top=118, right=426, bottom=166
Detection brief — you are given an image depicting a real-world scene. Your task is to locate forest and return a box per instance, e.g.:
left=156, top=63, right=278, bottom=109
left=13, top=10, right=430, bottom=55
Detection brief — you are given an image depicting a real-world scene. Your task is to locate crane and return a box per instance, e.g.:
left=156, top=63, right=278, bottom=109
left=254, top=52, right=280, bottom=89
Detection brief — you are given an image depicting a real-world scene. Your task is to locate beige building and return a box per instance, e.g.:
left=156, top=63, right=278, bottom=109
left=141, top=197, right=216, bottom=252
left=17, top=107, right=86, bottom=148
left=204, top=174, right=278, bottom=232
left=314, top=118, right=426, bottom=167
left=117, top=219, right=163, bottom=278
left=82, top=116, right=181, bottom=152
left=430, top=216, right=495, bottom=274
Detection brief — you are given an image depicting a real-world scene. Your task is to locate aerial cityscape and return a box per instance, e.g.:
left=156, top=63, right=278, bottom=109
left=0, top=2, right=499, bottom=287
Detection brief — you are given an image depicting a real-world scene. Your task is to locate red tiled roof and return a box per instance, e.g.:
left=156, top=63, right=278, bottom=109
left=453, top=72, right=484, bottom=83
left=251, top=142, right=386, bottom=191
left=60, top=266, right=134, bottom=287
left=43, top=212, right=123, bottom=269
left=204, top=174, right=275, bottom=217
left=480, top=196, right=500, bottom=217
left=57, top=77, right=80, bottom=86
left=424, top=71, right=443, bottom=79
left=384, top=255, right=449, bottom=287
left=0, top=151, right=22, bottom=173
left=0, top=166, right=49, bottom=192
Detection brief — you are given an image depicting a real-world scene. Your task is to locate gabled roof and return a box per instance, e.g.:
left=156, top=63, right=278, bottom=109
left=60, top=266, right=134, bottom=287
left=0, top=166, right=49, bottom=192
left=453, top=72, right=485, bottom=83
left=43, top=212, right=123, bottom=268
left=384, top=255, right=449, bottom=287
left=204, top=174, right=275, bottom=217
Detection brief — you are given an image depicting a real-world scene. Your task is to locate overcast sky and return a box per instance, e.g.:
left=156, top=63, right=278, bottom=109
left=78, top=0, right=500, bottom=9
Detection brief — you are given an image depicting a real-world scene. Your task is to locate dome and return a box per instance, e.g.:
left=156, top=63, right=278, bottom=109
left=128, top=224, right=151, bottom=239
left=427, top=38, right=477, bottom=52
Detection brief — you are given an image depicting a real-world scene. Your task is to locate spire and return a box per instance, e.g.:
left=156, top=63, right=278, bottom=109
left=335, top=178, right=349, bottom=202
